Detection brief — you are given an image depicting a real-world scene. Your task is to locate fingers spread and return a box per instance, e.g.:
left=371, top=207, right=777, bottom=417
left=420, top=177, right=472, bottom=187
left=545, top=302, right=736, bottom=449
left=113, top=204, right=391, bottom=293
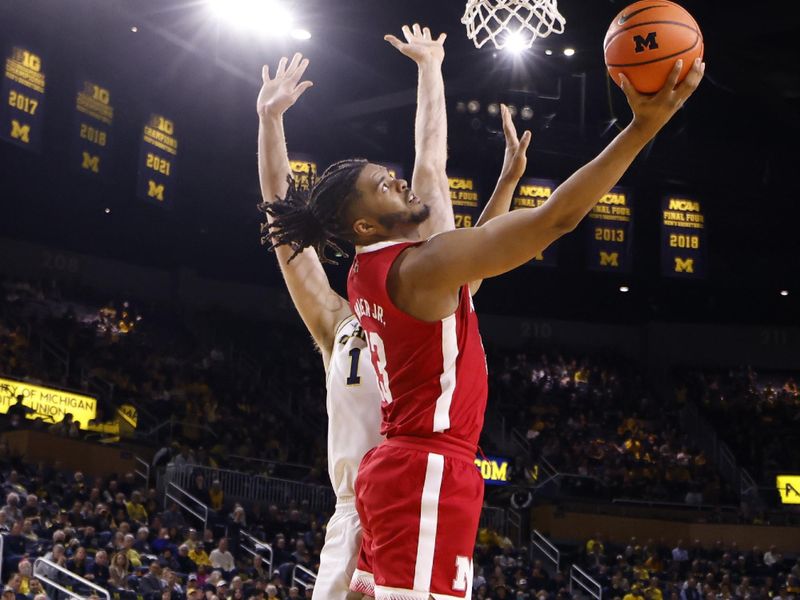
left=412, top=23, right=422, bottom=37
left=290, top=59, right=310, bottom=84
left=401, top=25, right=413, bottom=43
left=262, top=65, right=269, bottom=83
left=501, top=104, right=518, bottom=143
left=423, top=26, right=432, bottom=40
left=286, top=52, right=303, bottom=76
left=519, top=130, right=532, bottom=153
left=675, top=59, right=704, bottom=100
left=437, top=32, right=447, bottom=44
left=276, top=57, right=288, bottom=77
left=656, top=59, right=683, bottom=100
left=292, top=81, right=314, bottom=100
left=384, top=34, right=403, bottom=50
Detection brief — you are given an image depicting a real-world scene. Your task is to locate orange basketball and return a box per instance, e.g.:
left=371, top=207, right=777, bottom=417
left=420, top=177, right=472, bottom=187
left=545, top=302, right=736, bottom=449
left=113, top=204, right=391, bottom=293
left=604, top=0, right=703, bottom=94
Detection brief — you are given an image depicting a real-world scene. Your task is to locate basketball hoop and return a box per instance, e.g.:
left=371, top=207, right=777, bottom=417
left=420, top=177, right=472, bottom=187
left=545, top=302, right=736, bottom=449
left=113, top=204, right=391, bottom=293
left=461, top=0, right=566, bottom=50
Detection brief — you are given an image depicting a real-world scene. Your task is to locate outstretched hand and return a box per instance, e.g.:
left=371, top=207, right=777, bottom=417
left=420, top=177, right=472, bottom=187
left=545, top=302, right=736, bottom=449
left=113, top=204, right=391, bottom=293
left=620, top=57, right=705, bottom=138
left=257, top=52, right=314, bottom=119
left=499, top=104, right=532, bottom=182
left=385, top=24, right=446, bottom=65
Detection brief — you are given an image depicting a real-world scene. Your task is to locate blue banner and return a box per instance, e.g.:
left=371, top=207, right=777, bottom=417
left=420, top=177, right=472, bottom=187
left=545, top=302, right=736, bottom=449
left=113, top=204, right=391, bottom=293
left=73, top=80, right=113, bottom=178
left=1, top=45, right=45, bottom=152
left=513, top=178, right=559, bottom=267
left=137, top=114, right=178, bottom=207
left=661, top=194, right=707, bottom=278
left=586, top=186, right=633, bottom=272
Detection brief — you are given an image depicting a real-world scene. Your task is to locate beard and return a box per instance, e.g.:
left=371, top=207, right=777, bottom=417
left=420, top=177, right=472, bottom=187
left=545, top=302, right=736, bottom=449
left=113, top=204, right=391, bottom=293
left=377, top=203, right=431, bottom=230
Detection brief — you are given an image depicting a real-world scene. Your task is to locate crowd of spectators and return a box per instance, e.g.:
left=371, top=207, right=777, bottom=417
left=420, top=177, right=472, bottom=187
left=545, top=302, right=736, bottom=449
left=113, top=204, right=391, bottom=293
left=576, top=532, right=800, bottom=600
left=0, top=277, right=329, bottom=471
left=0, top=456, right=324, bottom=600
left=677, top=367, right=800, bottom=481
left=489, top=350, right=732, bottom=506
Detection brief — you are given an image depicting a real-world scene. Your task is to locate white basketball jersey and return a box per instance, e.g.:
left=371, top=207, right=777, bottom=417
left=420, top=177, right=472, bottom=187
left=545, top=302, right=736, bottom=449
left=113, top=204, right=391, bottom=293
left=325, top=315, right=384, bottom=499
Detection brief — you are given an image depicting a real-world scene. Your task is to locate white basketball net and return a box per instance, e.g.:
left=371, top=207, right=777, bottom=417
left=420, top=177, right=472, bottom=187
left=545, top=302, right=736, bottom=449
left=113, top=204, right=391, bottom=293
left=461, top=0, right=566, bottom=50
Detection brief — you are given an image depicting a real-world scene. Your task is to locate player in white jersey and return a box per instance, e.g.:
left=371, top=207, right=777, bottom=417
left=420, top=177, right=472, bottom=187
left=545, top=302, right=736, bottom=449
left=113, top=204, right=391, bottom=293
left=256, top=26, right=530, bottom=599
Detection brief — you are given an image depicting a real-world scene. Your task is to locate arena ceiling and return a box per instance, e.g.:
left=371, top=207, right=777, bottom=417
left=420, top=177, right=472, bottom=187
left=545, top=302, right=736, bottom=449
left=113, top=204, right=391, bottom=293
left=1, top=0, right=798, bottom=324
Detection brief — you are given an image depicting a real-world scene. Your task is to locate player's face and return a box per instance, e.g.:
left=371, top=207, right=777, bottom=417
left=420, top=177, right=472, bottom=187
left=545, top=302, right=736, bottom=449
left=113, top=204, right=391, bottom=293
left=349, top=163, right=430, bottom=241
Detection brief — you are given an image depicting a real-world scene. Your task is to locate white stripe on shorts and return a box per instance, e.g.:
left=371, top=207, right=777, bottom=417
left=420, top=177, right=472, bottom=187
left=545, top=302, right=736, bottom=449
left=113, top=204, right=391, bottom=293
left=433, top=314, right=458, bottom=432
left=413, top=452, right=445, bottom=593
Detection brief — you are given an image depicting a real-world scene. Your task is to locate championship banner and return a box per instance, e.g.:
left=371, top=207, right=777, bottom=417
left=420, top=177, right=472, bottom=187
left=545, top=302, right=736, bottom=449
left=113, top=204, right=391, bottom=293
left=586, top=187, right=633, bottom=272
left=288, top=153, right=317, bottom=192
left=449, top=174, right=480, bottom=229
left=73, top=80, right=113, bottom=177
left=474, top=454, right=510, bottom=486
left=513, top=177, right=559, bottom=267
left=661, top=194, right=707, bottom=278
left=137, top=114, right=178, bottom=207
left=1, top=45, right=45, bottom=152
left=381, top=162, right=405, bottom=181
left=0, top=376, right=97, bottom=429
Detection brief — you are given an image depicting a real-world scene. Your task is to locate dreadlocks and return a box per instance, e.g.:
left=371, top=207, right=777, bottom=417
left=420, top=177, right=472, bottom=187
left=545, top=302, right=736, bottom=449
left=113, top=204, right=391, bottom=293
left=259, top=158, right=368, bottom=265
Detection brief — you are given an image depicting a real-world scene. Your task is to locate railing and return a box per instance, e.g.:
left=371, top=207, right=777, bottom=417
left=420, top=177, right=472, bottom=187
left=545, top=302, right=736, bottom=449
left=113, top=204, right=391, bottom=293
left=226, top=455, right=313, bottom=480
left=165, top=481, right=209, bottom=532
left=570, top=564, right=602, bottom=600
left=611, top=497, right=741, bottom=513
left=141, top=417, right=218, bottom=442
left=292, top=564, right=318, bottom=593
left=239, top=531, right=273, bottom=577
left=165, top=464, right=335, bottom=512
left=34, top=557, right=111, bottom=600
left=512, top=428, right=530, bottom=455
left=530, top=529, right=560, bottom=571
left=135, top=455, right=150, bottom=488
left=479, top=506, right=507, bottom=535
left=507, top=508, right=522, bottom=548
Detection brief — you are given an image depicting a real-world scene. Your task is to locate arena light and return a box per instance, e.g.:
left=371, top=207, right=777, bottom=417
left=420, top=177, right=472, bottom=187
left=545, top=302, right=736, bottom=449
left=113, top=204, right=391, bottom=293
left=208, top=0, right=294, bottom=36
left=520, top=106, right=534, bottom=120
left=130, top=25, right=138, bottom=33
left=467, top=100, right=481, bottom=114
left=563, top=47, right=576, bottom=57
left=544, top=49, right=553, bottom=56
left=504, top=31, right=528, bottom=54
left=291, top=28, right=312, bottom=40
left=619, top=285, right=630, bottom=293
left=780, top=290, right=789, bottom=297
left=487, top=103, right=500, bottom=117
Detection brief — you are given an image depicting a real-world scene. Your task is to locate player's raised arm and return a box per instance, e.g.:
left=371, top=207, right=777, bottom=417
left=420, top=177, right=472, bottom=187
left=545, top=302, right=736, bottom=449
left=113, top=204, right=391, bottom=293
left=257, top=53, right=350, bottom=363
left=467, top=103, right=532, bottom=295
left=395, top=59, right=705, bottom=320
left=385, top=24, right=453, bottom=237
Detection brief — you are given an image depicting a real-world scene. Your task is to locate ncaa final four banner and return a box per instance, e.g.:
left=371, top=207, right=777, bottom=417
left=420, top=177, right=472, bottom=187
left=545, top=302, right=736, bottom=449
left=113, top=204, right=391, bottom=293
left=288, top=153, right=317, bottom=192
left=1, top=45, right=45, bottom=152
left=448, top=173, right=480, bottom=228
left=512, top=177, right=559, bottom=267
left=585, top=186, right=633, bottom=273
left=661, top=194, right=707, bottom=278
left=137, top=114, right=178, bottom=207
left=73, top=80, right=113, bottom=178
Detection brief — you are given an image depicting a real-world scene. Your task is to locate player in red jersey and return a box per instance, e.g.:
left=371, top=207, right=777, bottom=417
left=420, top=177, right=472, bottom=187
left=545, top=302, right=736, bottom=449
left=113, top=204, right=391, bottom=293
left=267, top=23, right=704, bottom=596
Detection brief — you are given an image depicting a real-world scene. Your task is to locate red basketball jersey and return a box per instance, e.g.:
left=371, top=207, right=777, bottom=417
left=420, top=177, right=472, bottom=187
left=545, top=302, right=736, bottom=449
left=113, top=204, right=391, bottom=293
left=347, top=240, right=488, bottom=452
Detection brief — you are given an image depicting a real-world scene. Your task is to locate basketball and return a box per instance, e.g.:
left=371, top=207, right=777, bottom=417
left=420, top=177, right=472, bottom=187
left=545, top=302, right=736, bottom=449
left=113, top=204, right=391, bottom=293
left=604, top=0, right=703, bottom=94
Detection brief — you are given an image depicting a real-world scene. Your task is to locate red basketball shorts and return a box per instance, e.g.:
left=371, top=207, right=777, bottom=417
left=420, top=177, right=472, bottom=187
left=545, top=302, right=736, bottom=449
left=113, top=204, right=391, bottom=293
left=349, top=436, right=484, bottom=600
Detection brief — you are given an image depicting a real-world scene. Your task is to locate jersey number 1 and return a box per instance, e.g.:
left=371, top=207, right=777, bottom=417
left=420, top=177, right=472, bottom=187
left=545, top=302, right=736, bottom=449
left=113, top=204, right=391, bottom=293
left=346, top=348, right=361, bottom=386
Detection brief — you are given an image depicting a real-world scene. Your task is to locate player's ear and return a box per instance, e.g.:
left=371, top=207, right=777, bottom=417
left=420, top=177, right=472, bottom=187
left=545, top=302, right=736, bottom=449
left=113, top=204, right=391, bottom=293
left=352, top=218, right=375, bottom=238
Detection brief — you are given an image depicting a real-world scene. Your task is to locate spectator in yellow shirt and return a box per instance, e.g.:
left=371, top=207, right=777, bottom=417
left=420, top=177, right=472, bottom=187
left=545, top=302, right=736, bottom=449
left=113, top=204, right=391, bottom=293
left=124, top=492, right=148, bottom=526
left=624, top=584, right=645, bottom=600
left=645, top=578, right=663, bottom=600
left=189, top=545, right=212, bottom=567
left=123, top=534, right=142, bottom=568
